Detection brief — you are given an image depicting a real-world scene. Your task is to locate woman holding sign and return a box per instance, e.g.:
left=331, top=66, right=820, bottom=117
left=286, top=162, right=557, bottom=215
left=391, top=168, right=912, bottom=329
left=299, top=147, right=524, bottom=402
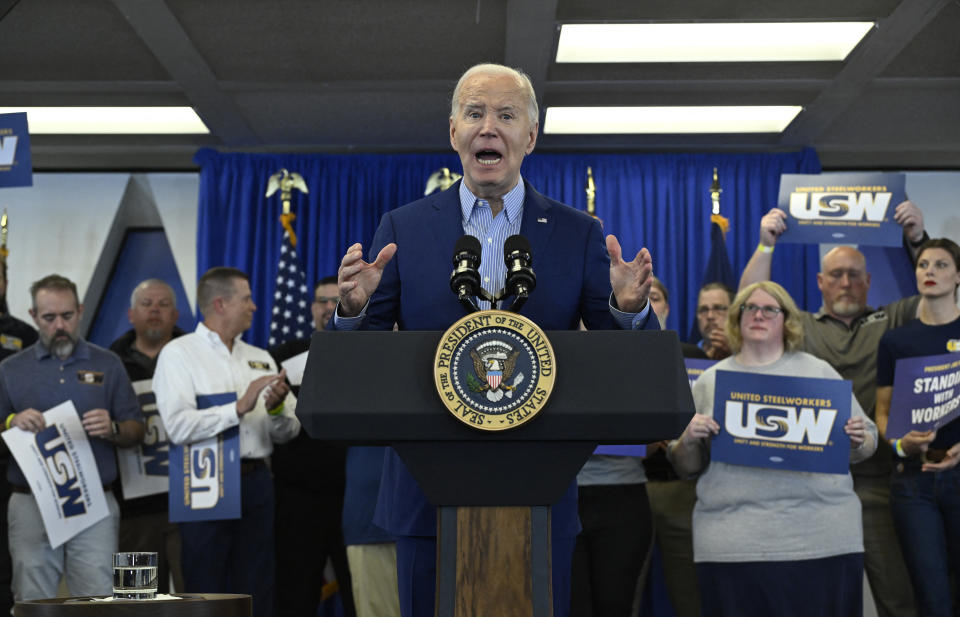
left=875, top=238, right=960, bottom=617
left=668, top=281, right=876, bottom=617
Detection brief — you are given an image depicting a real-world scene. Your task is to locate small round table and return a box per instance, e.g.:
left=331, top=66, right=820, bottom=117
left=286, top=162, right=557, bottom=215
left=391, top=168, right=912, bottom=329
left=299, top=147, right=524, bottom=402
left=14, top=593, right=251, bottom=617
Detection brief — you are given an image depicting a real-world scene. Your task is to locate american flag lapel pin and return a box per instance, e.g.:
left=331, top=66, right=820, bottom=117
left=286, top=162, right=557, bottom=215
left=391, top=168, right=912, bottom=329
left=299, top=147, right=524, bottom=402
left=538, top=217, right=547, bottom=223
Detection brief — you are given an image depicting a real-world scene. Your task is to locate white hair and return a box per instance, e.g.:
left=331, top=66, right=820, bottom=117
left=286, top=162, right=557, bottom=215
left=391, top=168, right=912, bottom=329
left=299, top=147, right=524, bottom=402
left=450, top=63, right=539, bottom=127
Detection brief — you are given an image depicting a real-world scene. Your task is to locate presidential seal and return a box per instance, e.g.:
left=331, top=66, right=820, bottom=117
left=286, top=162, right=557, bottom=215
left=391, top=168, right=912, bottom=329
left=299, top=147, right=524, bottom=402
left=434, top=310, right=556, bottom=431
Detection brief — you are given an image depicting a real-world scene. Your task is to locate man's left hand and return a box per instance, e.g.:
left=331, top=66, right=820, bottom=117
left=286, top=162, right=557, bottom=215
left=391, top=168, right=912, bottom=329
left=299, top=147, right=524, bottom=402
left=607, top=234, right=653, bottom=314
left=893, top=200, right=925, bottom=244
left=82, top=408, right=112, bottom=438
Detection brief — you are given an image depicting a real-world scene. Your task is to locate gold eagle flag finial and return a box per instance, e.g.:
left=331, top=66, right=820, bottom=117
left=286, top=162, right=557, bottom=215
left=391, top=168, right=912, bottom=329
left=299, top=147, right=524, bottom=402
left=265, top=169, right=309, bottom=247
left=709, top=167, right=729, bottom=234
left=0, top=209, right=8, bottom=261
left=586, top=166, right=596, bottom=218
left=424, top=168, right=462, bottom=195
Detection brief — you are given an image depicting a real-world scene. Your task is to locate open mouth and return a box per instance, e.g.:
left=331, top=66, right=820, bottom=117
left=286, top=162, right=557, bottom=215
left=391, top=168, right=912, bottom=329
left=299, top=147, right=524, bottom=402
left=924, top=281, right=937, bottom=286
left=475, top=150, right=503, bottom=166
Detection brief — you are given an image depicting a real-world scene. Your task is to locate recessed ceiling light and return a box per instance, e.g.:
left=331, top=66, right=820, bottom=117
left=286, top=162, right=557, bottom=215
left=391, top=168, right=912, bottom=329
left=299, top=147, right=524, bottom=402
left=556, top=22, right=874, bottom=63
left=544, top=106, right=803, bottom=134
left=0, top=107, right=210, bottom=134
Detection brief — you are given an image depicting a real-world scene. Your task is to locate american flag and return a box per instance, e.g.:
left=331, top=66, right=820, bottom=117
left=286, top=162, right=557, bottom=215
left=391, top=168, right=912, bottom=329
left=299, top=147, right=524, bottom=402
left=268, top=230, right=312, bottom=346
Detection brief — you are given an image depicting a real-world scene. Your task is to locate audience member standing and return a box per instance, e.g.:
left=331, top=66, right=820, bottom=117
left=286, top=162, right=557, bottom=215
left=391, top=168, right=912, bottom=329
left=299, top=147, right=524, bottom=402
left=270, top=276, right=356, bottom=617
left=343, top=446, right=401, bottom=617
left=875, top=238, right=960, bottom=617
left=0, top=259, right=37, bottom=614
left=108, top=279, right=185, bottom=593
left=642, top=278, right=733, bottom=617
left=670, top=281, right=876, bottom=616
left=154, top=267, right=299, bottom=617
left=0, top=275, right=143, bottom=602
left=739, top=202, right=926, bottom=617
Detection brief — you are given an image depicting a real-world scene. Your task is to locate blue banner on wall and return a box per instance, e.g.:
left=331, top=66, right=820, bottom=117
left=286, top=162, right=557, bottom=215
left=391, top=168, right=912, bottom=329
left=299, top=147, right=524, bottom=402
left=169, top=393, right=241, bottom=522
left=0, top=112, right=32, bottom=188
left=711, top=371, right=852, bottom=474
left=886, top=353, right=960, bottom=439
left=776, top=172, right=905, bottom=247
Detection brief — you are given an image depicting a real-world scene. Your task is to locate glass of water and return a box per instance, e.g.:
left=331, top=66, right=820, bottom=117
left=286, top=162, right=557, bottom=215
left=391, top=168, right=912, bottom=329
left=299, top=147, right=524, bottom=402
left=112, top=552, right=158, bottom=600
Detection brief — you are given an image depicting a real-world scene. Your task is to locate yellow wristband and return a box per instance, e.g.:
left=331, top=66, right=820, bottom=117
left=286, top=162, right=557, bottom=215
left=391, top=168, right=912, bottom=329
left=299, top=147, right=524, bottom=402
left=267, top=402, right=285, bottom=416
left=4, top=413, right=15, bottom=430
left=893, top=438, right=907, bottom=458
left=757, top=243, right=774, bottom=254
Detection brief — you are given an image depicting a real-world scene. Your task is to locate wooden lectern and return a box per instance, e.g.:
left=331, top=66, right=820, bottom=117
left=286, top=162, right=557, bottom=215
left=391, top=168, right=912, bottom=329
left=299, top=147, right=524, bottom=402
left=298, top=329, right=693, bottom=617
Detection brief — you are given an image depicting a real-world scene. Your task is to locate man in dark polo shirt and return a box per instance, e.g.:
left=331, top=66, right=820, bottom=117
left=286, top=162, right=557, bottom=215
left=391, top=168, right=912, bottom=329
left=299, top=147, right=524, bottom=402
left=109, top=278, right=185, bottom=594
left=269, top=275, right=357, bottom=617
left=0, top=274, right=143, bottom=602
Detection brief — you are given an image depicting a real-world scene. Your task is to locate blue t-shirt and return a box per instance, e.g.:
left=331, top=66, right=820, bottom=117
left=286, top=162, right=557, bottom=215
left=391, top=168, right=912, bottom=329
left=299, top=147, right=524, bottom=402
left=877, top=315, right=960, bottom=451
left=0, top=339, right=141, bottom=486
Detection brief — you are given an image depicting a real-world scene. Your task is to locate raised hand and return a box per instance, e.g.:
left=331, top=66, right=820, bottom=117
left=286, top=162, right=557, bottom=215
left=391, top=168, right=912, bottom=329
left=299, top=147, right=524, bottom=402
left=337, top=242, right=398, bottom=317
left=759, top=208, right=787, bottom=247
left=893, top=200, right=924, bottom=244
left=606, top=234, right=653, bottom=314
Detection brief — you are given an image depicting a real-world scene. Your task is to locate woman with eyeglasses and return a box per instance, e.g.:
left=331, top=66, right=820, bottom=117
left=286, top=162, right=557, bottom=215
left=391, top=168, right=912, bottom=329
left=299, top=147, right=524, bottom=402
left=668, top=280, right=876, bottom=617
left=874, top=238, right=960, bottom=617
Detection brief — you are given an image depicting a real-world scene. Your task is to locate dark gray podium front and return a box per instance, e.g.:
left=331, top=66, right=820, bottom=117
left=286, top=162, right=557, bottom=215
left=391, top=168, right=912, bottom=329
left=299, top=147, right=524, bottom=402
left=298, top=329, right=693, bottom=617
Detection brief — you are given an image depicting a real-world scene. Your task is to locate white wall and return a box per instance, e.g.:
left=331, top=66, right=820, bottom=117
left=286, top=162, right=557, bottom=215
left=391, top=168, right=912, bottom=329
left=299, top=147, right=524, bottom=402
left=0, top=173, right=198, bottom=322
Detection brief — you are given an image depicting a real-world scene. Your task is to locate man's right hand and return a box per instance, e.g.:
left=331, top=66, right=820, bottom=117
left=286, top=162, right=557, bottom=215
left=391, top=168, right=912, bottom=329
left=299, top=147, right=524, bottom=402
left=703, top=328, right=731, bottom=359
left=10, top=409, right=45, bottom=433
left=759, top=208, right=787, bottom=247
left=337, top=242, right=398, bottom=318
left=236, top=374, right=285, bottom=418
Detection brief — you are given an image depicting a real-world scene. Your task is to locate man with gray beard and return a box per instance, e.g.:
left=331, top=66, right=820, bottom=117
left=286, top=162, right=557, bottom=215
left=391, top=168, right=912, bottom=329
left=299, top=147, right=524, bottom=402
left=109, top=279, right=185, bottom=593
left=0, top=274, right=143, bottom=602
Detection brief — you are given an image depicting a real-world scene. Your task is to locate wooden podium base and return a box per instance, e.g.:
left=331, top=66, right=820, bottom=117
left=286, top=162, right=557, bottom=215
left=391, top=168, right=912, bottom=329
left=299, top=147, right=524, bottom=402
left=437, top=506, right=553, bottom=617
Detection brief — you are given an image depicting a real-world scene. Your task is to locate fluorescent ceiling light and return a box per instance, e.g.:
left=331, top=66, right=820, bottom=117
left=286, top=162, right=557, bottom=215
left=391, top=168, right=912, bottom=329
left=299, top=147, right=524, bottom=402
left=544, top=106, right=803, bottom=134
left=0, top=107, right=209, bottom=134
left=556, top=22, right=874, bottom=63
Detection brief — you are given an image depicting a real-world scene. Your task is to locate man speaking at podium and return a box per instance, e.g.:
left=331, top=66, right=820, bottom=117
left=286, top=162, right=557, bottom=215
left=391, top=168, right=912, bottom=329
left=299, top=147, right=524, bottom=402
left=332, top=63, right=658, bottom=617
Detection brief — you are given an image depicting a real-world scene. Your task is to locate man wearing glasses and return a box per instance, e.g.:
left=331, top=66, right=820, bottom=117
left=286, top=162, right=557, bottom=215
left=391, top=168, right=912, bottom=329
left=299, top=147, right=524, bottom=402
left=694, top=283, right=734, bottom=360
left=739, top=201, right=926, bottom=617
left=269, top=275, right=358, bottom=617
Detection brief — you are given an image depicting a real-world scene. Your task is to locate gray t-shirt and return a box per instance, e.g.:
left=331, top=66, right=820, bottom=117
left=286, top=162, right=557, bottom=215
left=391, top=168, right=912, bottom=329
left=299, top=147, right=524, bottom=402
left=577, top=454, right=647, bottom=486
left=683, top=351, right=876, bottom=563
left=800, top=296, right=919, bottom=477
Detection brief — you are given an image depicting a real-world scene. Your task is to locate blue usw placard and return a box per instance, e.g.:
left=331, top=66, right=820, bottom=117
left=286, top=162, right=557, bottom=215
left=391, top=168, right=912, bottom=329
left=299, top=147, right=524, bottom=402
left=886, top=353, right=960, bottom=439
left=712, top=371, right=852, bottom=474
left=776, top=172, right=905, bottom=247
left=169, top=393, right=241, bottom=522
left=0, top=112, right=32, bottom=188
left=685, top=358, right=716, bottom=390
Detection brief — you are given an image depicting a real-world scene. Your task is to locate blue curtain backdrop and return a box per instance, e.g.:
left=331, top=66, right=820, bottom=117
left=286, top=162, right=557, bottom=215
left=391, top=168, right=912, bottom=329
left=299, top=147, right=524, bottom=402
left=195, top=148, right=821, bottom=347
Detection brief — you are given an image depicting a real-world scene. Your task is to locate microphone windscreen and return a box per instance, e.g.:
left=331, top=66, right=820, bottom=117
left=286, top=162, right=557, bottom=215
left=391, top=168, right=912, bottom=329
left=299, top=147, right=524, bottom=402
left=504, top=234, right=531, bottom=256
left=454, top=235, right=482, bottom=256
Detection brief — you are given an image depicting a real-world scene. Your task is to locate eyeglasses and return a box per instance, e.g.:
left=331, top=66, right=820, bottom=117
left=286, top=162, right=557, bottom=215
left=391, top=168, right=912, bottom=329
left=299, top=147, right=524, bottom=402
left=740, top=304, right=784, bottom=319
left=697, top=304, right=729, bottom=316
left=314, top=296, right=339, bottom=304
left=824, top=268, right=865, bottom=282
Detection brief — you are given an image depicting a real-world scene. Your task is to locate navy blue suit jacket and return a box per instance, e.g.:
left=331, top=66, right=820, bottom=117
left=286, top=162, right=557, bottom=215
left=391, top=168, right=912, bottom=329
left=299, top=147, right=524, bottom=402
left=340, top=179, right=659, bottom=536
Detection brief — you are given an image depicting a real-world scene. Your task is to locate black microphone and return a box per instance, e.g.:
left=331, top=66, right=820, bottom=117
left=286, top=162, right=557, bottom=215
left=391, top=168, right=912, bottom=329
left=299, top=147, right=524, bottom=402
left=450, top=235, right=482, bottom=313
left=504, top=234, right=535, bottom=312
